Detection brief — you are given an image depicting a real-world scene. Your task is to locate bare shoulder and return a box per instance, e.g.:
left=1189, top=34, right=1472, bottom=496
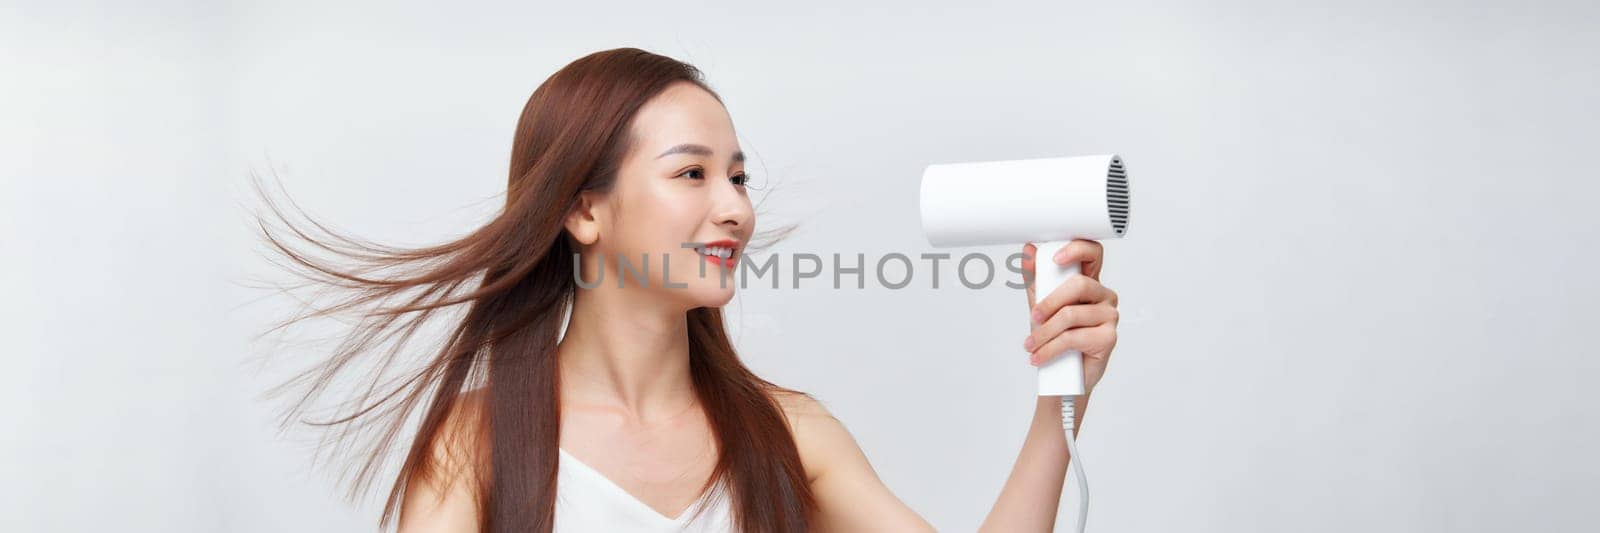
left=395, top=387, right=488, bottom=533
left=767, top=387, right=935, bottom=531
left=771, top=388, right=833, bottom=422
left=768, top=388, right=859, bottom=484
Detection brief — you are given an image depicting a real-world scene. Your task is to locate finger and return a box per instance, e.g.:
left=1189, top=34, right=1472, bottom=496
left=1021, top=242, right=1038, bottom=306
left=1030, top=274, right=1115, bottom=325
left=1031, top=323, right=1118, bottom=366
left=1023, top=303, right=1118, bottom=353
left=1052, top=239, right=1105, bottom=280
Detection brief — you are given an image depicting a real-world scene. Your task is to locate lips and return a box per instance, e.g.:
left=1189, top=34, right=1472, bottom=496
left=696, top=239, right=740, bottom=269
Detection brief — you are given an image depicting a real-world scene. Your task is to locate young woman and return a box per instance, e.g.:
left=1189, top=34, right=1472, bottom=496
left=254, top=47, right=1120, bottom=533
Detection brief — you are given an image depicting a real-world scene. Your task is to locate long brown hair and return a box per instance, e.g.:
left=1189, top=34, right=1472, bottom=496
left=247, top=47, right=813, bottom=532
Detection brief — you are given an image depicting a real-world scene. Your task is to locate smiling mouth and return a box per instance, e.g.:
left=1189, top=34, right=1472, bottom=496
left=696, top=240, right=740, bottom=268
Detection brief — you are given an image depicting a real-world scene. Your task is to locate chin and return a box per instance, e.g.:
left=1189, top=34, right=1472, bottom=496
left=683, top=284, right=736, bottom=309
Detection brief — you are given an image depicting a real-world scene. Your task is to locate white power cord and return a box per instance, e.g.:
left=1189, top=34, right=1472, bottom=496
left=1060, top=395, right=1088, bottom=533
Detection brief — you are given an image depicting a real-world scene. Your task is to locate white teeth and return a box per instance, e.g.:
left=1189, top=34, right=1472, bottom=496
left=700, top=246, right=732, bottom=259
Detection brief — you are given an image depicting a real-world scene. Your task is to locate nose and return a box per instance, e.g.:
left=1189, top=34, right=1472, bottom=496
left=711, top=177, right=753, bottom=230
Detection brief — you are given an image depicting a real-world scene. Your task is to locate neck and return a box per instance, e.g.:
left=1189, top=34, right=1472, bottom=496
left=557, top=284, right=696, bottom=423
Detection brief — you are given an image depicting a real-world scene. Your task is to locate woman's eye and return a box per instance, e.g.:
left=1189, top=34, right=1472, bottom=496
left=678, top=168, right=749, bottom=187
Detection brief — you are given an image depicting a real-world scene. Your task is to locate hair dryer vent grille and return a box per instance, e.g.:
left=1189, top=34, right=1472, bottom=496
left=1108, top=157, right=1129, bottom=235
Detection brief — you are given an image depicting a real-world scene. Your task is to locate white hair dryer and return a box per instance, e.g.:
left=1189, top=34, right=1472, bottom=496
left=919, top=153, right=1131, bottom=532
left=920, top=154, right=1131, bottom=396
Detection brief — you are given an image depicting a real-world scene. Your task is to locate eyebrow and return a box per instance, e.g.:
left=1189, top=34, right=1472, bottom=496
left=655, top=143, right=745, bottom=164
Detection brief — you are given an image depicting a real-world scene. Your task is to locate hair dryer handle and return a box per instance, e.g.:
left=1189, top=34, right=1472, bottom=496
left=1032, top=239, right=1086, bottom=397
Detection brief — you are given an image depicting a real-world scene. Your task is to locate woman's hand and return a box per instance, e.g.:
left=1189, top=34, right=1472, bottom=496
left=1020, top=240, right=1119, bottom=395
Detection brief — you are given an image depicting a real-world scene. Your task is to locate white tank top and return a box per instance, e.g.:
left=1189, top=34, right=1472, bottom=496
left=554, top=448, right=733, bottom=532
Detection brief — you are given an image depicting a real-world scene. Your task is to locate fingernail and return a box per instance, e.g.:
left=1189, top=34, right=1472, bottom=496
left=1030, top=309, right=1044, bottom=324
left=1029, top=354, right=1040, bottom=366
left=1023, top=336, right=1036, bottom=351
left=1054, top=248, right=1068, bottom=264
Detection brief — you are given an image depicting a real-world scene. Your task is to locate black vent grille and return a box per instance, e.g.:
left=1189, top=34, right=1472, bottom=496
left=1107, top=157, right=1129, bottom=235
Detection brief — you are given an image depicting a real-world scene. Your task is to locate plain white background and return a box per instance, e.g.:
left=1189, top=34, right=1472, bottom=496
left=4, top=0, right=1597, bottom=531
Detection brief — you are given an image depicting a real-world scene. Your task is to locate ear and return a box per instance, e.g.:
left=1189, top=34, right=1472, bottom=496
left=563, top=191, right=603, bottom=246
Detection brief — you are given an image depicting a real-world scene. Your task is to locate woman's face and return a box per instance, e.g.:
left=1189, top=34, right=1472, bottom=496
left=577, top=81, right=754, bottom=310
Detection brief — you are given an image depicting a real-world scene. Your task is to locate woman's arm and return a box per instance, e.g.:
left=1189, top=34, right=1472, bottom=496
left=978, top=240, right=1116, bottom=532
left=976, top=393, right=1089, bottom=532
left=797, top=240, right=1117, bottom=531
left=787, top=392, right=1090, bottom=533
